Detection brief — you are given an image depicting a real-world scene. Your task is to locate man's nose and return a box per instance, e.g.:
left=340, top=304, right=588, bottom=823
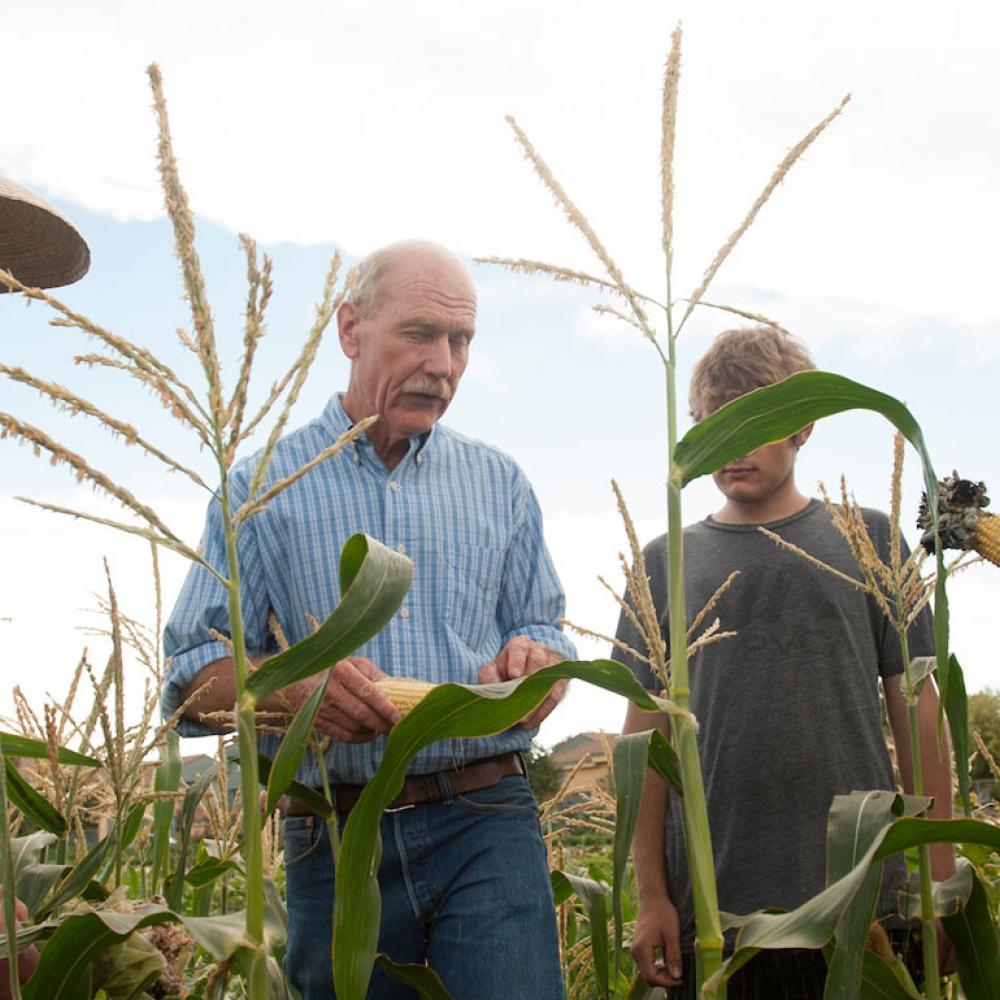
left=422, top=336, right=453, bottom=377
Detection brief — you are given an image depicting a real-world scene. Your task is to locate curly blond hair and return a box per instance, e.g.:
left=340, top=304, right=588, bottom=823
left=689, top=326, right=815, bottom=421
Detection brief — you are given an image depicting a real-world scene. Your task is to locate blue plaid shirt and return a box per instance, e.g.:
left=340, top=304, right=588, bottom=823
left=162, top=394, right=575, bottom=784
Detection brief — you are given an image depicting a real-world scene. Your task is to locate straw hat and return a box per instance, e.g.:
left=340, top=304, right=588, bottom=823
left=0, top=176, right=91, bottom=291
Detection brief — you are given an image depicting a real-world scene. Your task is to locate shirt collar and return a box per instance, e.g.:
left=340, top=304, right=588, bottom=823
left=321, top=394, right=436, bottom=464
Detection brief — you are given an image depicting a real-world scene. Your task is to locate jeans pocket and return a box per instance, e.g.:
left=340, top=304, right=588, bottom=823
left=454, top=775, right=539, bottom=815
left=283, top=815, right=326, bottom=869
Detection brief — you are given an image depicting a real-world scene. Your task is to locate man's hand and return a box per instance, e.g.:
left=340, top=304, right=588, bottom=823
left=630, top=893, right=684, bottom=989
left=279, top=656, right=401, bottom=743
left=477, top=635, right=567, bottom=730
left=0, top=891, right=39, bottom=998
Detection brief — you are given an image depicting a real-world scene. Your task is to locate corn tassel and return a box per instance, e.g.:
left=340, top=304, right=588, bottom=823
left=375, top=676, right=437, bottom=716
left=918, top=472, right=1000, bottom=568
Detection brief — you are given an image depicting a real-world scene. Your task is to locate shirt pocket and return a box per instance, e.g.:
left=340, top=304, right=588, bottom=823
left=443, top=543, right=505, bottom=651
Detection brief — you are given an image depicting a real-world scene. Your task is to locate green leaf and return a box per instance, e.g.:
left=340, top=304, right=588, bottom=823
left=0, top=732, right=100, bottom=768
left=165, top=764, right=217, bottom=910
left=40, top=831, right=115, bottom=919
left=119, top=801, right=147, bottom=853
left=943, top=654, right=972, bottom=816
left=151, top=729, right=181, bottom=893
left=332, top=659, right=661, bottom=1000
left=897, top=861, right=973, bottom=920
left=551, top=870, right=611, bottom=999
left=707, top=813, right=1000, bottom=994
left=647, top=728, right=682, bottom=796
left=185, top=856, right=243, bottom=888
left=5, top=758, right=66, bottom=834
left=856, top=949, right=923, bottom=999
left=823, top=790, right=921, bottom=1000
left=257, top=753, right=332, bottom=819
left=376, top=955, right=456, bottom=998
left=21, top=904, right=176, bottom=1000
left=10, top=831, right=58, bottom=878
left=247, top=534, right=413, bottom=701
left=612, top=731, right=679, bottom=975
left=264, top=668, right=332, bottom=817
left=941, top=863, right=1000, bottom=1000
left=672, top=372, right=935, bottom=496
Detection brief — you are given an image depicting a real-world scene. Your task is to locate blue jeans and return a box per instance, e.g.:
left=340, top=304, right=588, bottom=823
left=283, top=774, right=564, bottom=1000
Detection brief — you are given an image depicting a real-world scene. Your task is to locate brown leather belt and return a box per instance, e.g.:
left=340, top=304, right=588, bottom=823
left=280, top=751, right=525, bottom=818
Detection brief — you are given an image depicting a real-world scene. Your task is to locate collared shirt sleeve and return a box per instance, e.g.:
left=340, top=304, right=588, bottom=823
left=497, top=472, right=576, bottom=662
left=161, top=467, right=277, bottom=736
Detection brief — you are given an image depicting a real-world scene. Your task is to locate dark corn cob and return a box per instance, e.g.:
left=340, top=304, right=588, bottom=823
left=917, top=472, right=1000, bottom=568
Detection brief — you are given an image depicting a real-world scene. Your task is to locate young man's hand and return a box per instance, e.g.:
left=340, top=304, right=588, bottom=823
left=630, top=893, right=684, bottom=989
left=477, top=635, right=567, bottom=730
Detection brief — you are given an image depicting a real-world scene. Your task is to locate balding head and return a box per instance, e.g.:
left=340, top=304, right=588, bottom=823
left=348, top=240, right=475, bottom=318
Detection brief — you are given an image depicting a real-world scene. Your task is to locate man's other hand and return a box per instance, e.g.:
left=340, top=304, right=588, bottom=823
left=285, top=657, right=402, bottom=743
left=477, top=636, right=567, bottom=730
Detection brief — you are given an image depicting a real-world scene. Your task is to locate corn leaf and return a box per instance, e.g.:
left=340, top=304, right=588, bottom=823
left=707, top=814, right=1000, bottom=992
left=185, top=856, right=243, bottom=888
left=151, top=728, right=181, bottom=894
left=38, top=832, right=115, bottom=920
left=941, top=863, right=1000, bottom=1000
left=247, top=533, right=412, bottom=701
left=332, top=659, right=662, bottom=1000
left=376, top=955, right=456, bottom=998
left=942, top=654, right=972, bottom=815
left=263, top=667, right=332, bottom=817
left=256, top=751, right=332, bottom=818
left=0, top=732, right=100, bottom=767
left=4, top=758, right=66, bottom=835
left=552, top=870, right=611, bottom=999
left=856, top=950, right=923, bottom=999
left=823, top=790, right=925, bottom=1000
left=165, top=765, right=218, bottom=910
left=610, top=730, right=681, bottom=977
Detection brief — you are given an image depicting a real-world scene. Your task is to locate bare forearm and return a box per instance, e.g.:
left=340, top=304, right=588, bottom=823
left=180, top=655, right=287, bottom=731
left=886, top=676, right=955, bottom=880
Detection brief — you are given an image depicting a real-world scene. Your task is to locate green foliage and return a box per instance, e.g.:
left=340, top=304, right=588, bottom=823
left=968, top=688, right=1000, bottom=789
left=525, top=744, right=563, bottom=803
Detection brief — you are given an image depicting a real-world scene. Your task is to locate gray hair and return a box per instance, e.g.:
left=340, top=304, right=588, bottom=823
left=347, top=240, right=471, bottom=317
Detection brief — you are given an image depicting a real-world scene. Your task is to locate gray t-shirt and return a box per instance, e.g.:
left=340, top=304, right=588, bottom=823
left=612, top=499, right=933, bottom=949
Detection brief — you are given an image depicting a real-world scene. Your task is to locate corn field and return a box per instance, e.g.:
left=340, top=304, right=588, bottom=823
left=2, top=28, right=1000, bottom=1000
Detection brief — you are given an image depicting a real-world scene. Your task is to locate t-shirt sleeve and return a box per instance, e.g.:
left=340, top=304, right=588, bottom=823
left=610, top=534, right=669, bottom=692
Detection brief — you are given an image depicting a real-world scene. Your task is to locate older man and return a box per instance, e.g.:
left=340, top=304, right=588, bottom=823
left=162, top=240, right=572, bottom=999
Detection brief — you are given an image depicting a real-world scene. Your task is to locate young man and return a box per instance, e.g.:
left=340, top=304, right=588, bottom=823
left=163, top=241, right=572, bottom=999
left=614, top=327, right=954, bottom=999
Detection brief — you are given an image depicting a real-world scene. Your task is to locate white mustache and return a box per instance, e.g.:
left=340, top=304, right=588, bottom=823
left=401, top=379, right=451, bottom=401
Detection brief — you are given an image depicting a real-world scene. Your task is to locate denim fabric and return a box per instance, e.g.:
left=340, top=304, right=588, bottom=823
left=283, top=775, right=564, bottom=1000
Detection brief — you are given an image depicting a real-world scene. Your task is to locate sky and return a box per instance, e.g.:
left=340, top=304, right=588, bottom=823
left=1, top=0, right=998, bottom=755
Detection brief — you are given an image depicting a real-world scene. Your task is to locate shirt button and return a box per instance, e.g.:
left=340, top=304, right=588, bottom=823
left=389, top=481, right=400, bottom=491
left=400, top=608, right=410, bottom=619
left=396, top=544, right=406, bottom=554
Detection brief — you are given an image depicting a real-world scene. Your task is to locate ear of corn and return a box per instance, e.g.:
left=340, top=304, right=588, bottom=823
left=375, top=676, right=437, bottom=716
left=974, top=512, right=1000, bottom=567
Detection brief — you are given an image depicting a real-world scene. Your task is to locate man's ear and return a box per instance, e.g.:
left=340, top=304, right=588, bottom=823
left=337, top=301, right=361, bottom=359
left=792, top=423, right=814, bottom=449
